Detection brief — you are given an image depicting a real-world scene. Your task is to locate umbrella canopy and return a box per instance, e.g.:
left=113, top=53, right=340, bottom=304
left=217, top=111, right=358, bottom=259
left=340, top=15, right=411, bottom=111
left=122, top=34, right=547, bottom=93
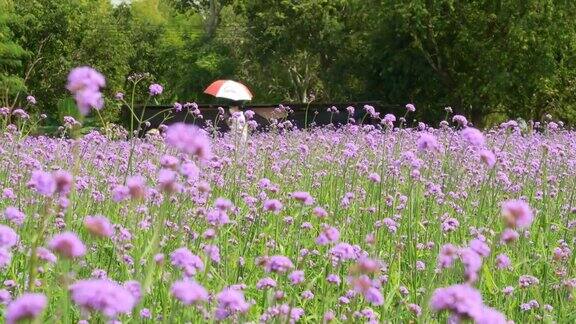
left=204, top=80, right=253, bottom=101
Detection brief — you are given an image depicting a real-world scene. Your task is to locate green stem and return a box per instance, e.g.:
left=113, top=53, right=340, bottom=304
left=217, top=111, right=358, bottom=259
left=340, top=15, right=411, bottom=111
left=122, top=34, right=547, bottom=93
left=27, top=199, right=52, bottom=291
left=141, top=198, right=169, bottom=293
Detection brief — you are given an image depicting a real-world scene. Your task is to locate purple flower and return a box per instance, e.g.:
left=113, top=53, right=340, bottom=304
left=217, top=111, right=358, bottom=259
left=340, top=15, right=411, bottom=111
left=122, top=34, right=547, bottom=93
left=379, top=217, right=398, bottom=233
left=26, top=96, right=36, bottom=105
left=37, top=247, right=57, bottom=263
left=405, top=103, right=416, bottom=112
left=452, top=115, right=468, bottom=127
left=292, top=191, right=314, bottom=205
left=476, top=306, right=507, bottom=324
left=203, top=229, right=216, bottom=239
left=0, top=249, right=11, bottom=268
left=469, top=239, right=490, bottom=257
left=327, top=274, right=341, bottom=285
left=111, top=185, right=129, bottom=202
left=368, top=172, right=381, bottom=183
left=408, top=303, right=422, bottom=317
left=0, top=289, right=11, bottom=305
left=67, top=67, right=105, bottom=93
left=363, top=287, right=384, bottom=306
left=244, top=110, right=255, bottom=119
left=502, top=286, right=514, bottom=296
left=382, top=114, right=396, bottom=126
left=263, top=256, right=294, bottom=273
left=5, top=293, right=47, bottom=324
left=415, top=260, right=426, bottom=271
left=351, top=275, right=383, bottom=306
left=140, top=308, right=151, bottom=318
left=256, top=277, right=277, bottom=290
left=185, top=102, right=199, bottom=112
left=154, top=253, right=165, bottom=264
left=66, top=66, right=106, bottom=115
left=313, top=207, right=328, bottom=218
left=330, top=243, right=358, bottom=264
left=316, top=226, right=340, bottom=245
left=263, top=199, right=283, bottom=213
left=519, top=275, right=539, bottom=288
left=288, top=270, right=305, bottom=284
left=520, top=301, right=538, bottom=311
left=84, top=215, right=113, bottom=238
left=53, top=170, right=73, bottom=195
left=430, top=284, right=483, bottom=320
left=171, top=280, right=208, bottom=304
left=2, top=188, right=15, bottom=200
left=170, top=247, right=204, bottom=276
left=158, top=169, right=181, bottom=193
left=173, top=102, right=183, bottom=112
left=441, top=217, right=459, bottom=233
left=438, top=244, right=458, bottom=269
left=69, top=279, right=136, bottom=318
left=301, top=290, right=314, bottom=300
left=180, top=162, right=200, bottom=180
left=479, top=149, right=496, bottom=167
left=149, top=83, right=163, bottom=96
left=11, top=109, right=29, bottom=119
left=123, top=280, right=142, bottom=304
left=0, top=225, right=18, bottom=248
left=28, top=170, right=56, bottom=196
left=500, top=228, right=519, bottom=243
left=48, top=232, right=86, bottom=259
left=165, top=123, right=212, bottom=160
left=363, top=105, right=378, bottom=118
left=3, top=207, right=24, bottom=226
left=126, top=175, right=147, bottom=200
left=203, top=244, right=220, bottom=263
left=74, top=91, right=104, bottom=115
left=417, top=133, right=440, bottom=152
left=502, top=199, right=534, bottom=229
left=459, top=248, right=482, bottom=283
left=214, top=198, right=234, bottom=211
left=206, top=209, right=230, bottom=227
left=496, top=254, right=512, bottom=270
left=461, top=127, right=485, bottom=147
left=215, top=288, right=250, bottom=320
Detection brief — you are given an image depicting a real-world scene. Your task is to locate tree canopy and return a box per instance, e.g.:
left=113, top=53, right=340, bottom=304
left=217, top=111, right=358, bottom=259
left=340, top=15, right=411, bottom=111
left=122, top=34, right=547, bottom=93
left=1, top=0, right=576, bottom=126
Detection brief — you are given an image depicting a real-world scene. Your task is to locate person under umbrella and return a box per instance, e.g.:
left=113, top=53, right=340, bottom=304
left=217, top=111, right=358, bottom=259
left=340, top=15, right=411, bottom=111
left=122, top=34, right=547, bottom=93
left=227, top=101, right=248, bottom=144
left=204, top=80, right=253, bottom=146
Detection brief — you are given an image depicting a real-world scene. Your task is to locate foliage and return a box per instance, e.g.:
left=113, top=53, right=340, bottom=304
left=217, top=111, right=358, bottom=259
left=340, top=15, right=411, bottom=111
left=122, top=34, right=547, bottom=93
left=2, top=0, right=576, bottom=126
left=9, top=0, right=131, bottom=124
left=0, top=0, right=28, bottom=105
left=366, top=0, right=576, bottom=125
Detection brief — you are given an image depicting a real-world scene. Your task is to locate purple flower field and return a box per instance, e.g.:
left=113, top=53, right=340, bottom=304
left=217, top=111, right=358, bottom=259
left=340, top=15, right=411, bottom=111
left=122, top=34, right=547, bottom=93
left=0, top=67, right=575, bottom=323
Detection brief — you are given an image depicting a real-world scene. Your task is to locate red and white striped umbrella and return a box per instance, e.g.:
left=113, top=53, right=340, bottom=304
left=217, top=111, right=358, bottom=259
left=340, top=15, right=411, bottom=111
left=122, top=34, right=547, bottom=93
left=204, top=80, right=253, bottom=101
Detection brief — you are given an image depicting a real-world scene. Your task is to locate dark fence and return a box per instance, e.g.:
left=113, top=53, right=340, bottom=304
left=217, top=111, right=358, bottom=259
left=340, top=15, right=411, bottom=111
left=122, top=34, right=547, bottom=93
left=124, top=101, right=407, bottom=133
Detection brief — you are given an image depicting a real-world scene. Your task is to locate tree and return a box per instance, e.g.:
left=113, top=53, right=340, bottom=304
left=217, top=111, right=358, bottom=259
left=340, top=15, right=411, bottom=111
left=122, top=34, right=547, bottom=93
left=0, top=0, right=28, bottom=106
left=365, top=0, right=576, bottom=124
left=117, top=0, right=236, bottom=102
left=11, top=0, right=132, bottom=123
left=169, top=0, right=233, bottom=38
left=229, top=0, right=357, bottom=103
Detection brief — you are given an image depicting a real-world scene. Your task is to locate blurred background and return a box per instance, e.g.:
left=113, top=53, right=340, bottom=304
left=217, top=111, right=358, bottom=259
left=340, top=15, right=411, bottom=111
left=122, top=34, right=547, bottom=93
left=1, top=0, right=576, bottom=128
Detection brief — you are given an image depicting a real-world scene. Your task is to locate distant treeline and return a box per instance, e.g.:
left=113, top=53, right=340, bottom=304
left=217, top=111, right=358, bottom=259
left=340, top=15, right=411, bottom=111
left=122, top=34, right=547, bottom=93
left=2, top=0, right=576, bottom=127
